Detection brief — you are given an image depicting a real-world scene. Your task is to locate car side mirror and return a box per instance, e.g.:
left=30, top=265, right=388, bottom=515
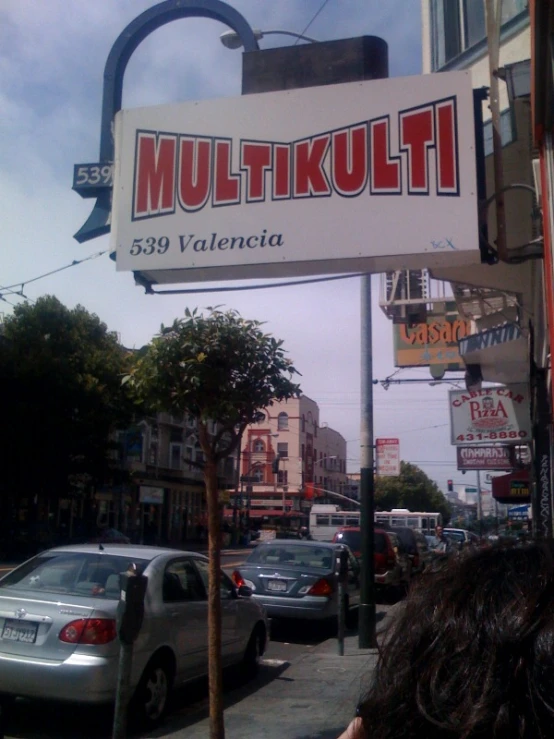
left=237, top=584, right=253, bottom=598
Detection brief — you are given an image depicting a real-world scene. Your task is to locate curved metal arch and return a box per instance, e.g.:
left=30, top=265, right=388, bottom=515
left=74, top=0, right=259, bottom=243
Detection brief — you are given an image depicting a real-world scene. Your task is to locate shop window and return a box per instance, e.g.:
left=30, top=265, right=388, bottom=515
left=430, top=0, right=528, bottom=71
left=169, top=443, right=182, bottom=470
left=278, top=412, right=289, bottom=430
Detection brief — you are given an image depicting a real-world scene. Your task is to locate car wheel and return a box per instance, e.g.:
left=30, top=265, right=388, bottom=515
left=242, top=623, right=265, bottom=678
left=0, top=695, right=15, bottom=729
left=131, top=653, right=174, bottom=729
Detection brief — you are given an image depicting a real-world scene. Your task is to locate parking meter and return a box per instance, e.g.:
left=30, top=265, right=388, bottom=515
left=116, top=570, right=148, bottom=646
left=336, top=549, right=349, bottom=656
left=336, top=549, right=349, bottom=583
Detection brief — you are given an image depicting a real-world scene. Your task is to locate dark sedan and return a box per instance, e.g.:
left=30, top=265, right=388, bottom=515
left=231, top=540, right=360, bottom=627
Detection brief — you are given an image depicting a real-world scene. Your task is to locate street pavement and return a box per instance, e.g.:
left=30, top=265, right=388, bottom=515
left=146, top=616, right=393, bottom=739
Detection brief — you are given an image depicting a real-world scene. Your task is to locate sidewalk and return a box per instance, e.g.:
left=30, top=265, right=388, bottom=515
left=150, top=605, right=399, bottom=739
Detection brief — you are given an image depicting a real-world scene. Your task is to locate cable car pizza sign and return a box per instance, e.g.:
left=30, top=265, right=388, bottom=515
left=111, top=71, right=479, bottom=283
left=449, top=385, right=531, bottom=445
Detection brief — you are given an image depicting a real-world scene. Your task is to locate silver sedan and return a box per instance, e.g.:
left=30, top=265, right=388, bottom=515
left=231, top=540, right=360, bottom=626
left=0, top=544, right=268, bottom=726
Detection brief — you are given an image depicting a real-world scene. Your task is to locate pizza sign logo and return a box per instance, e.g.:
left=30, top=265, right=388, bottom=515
left=469, top=395, right=510, bottom=430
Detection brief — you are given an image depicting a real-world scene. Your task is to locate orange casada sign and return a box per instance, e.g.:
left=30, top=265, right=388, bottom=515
left=394, top=305, right=471, bottom=368
left=111, top=71, right=479, bottom=283
left=449, top=385, right=531, bottom=446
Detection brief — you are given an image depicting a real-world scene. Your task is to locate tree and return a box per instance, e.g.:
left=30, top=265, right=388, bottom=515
left=127, top=307, right=300, bottom=739
left=375, top=462, right=452, bottom=523
left=0, top=296, right=134, bottom=548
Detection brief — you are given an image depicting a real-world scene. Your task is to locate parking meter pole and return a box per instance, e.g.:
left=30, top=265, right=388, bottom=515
left=336, top=550, right=348, bottom=656
left=113, top=643, right=134, bottom=739
left=337, top=580, right=345, bottom=656
left=112, top=570, right=148, bottom=739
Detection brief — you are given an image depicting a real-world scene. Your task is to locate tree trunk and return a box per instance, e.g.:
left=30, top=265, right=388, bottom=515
left=200, top=424, right=225, bottom=739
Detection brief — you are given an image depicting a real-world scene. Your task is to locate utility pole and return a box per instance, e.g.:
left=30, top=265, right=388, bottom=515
left=359, top=275, right=377, bottom=648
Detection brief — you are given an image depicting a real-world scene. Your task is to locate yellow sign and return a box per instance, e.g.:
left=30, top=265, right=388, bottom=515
left=393, top=303, right=471, bottom=370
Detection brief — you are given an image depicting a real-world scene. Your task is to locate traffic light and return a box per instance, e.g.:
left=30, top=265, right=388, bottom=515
left=272, top=456, right=280, bottom=474
left=447, top=479, right=453, bottom=493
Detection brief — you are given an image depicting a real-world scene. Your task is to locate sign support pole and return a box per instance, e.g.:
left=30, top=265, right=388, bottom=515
left=359, top=275, right=377, bottom=648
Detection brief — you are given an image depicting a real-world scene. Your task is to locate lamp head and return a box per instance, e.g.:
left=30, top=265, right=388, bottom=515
left=220, top=28, right=263, bottom=49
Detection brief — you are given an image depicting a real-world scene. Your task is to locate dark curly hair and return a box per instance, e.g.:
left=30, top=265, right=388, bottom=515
left=357, top=541, right=554, bottom=738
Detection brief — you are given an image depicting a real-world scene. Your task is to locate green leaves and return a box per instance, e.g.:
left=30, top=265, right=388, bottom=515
left=128, top=307, right=301, bottom=459
left=375, top=461, right=452, bottom=523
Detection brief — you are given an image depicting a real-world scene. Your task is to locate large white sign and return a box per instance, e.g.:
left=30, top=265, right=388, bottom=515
left=376, top=438, right=400, bottom=476
left=112, top=72, right=479, bottom=283
left=449, top=385, right=531, bottom=445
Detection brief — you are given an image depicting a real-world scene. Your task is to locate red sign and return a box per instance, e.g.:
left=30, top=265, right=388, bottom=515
left=456, top=446, right=513, bottom=471
left=376, top=438, right=400, bottom=477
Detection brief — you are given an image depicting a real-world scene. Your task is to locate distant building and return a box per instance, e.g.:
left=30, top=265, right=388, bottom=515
left=235, top=395, right=347, bottom=520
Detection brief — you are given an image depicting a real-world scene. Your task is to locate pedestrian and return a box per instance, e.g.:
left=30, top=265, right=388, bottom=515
left=337, top=540, right=554, bottom=738
left=431, top=524, right=452, bottom=555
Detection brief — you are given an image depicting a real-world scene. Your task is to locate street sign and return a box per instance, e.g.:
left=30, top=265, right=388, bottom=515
left=376, top=438, right=400, bottom=477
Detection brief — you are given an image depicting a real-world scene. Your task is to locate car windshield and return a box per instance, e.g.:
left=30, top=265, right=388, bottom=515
left=445, top=531, right=465, bottom=542
left=335, top=531, right=361, bottom=551
left=247, top=545, right=334, bottom=569
left=0, top=552, right=151, bottom=598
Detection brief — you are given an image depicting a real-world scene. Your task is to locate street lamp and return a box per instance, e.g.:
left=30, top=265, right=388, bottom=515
left=219, top=28, right=318, bottom=50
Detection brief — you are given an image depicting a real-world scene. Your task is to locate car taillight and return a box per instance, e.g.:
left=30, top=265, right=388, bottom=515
left=374, top=553, right=387, bottom=574
left=307, top=578, right=333, bottom=596
left=59, top=618, right=116, bottom=645
left=232, top=570, right=245, bottom=587
left=386, top=548, right=397, bottom=567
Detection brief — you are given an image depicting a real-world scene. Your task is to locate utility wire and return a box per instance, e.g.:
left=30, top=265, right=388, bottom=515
left=149, top=271, right=363, bottom=295
left=294, top=0, right=332, bottom=44
left=0, top=251, right=108, bottom=296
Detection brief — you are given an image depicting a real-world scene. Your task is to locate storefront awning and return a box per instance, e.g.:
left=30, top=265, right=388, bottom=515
left=458, top=325, right=528, bottom=385
left=492, top=469, right=531, bottom=504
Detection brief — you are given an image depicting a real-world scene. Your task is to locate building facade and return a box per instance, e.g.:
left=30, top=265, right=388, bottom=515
left=235, top=395, right=348, bottom=520
left=415, top=1, right=553, bottom=533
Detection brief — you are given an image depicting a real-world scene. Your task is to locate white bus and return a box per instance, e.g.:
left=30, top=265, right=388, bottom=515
left=309, top=505, right=442, bottom=541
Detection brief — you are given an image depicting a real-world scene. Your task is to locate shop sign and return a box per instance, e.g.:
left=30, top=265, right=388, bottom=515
left=449, top=384, right=531, bottom=445
left=112, top=71, right=479, bottom=282
left=139, top=486, right=164, bottom=504
left=456, top=445, right=513, bottom=471
left=510, top=480, right=529, bottom=497
left=376, top=438, right=400, bottom=476
left=394, top=305, right=471, bottom=369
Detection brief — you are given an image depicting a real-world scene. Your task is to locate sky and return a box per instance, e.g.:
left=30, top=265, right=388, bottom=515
left=0, top=0, right=476, bottom=496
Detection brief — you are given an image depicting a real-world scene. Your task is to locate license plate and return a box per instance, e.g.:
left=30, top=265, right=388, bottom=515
left=2, top=619, right=38, bottom=644
left=267, top=580, right=287, bottom=592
